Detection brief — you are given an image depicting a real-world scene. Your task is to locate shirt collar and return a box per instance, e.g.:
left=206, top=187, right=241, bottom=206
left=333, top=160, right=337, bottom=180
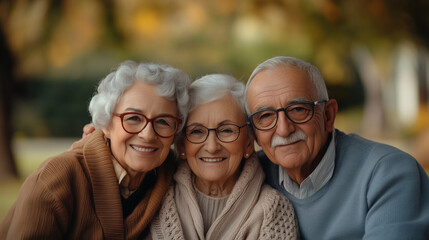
left=279, top=131, right=336, bottom=199
left=111, top=157, right=135, bottom=198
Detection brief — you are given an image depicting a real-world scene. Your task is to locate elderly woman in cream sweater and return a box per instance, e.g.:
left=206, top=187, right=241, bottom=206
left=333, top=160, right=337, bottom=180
left=149, top=74, right=299, bottom=239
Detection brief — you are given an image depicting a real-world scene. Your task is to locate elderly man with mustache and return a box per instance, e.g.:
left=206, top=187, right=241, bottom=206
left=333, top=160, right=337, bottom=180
left=245, top=56, right=429, bottom=240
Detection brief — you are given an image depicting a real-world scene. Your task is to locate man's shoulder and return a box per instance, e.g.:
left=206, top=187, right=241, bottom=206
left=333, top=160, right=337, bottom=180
left=335, top=129, right=413, bottom=159
left=335, top=129, right=420, bottom=178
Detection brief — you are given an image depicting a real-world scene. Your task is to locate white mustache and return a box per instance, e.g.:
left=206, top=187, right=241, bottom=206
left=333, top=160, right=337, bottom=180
left=271, top=131, right=308, bottom=148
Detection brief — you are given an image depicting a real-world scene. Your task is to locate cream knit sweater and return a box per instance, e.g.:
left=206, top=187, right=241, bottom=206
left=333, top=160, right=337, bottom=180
left=149, top=154, right=299, bottom=240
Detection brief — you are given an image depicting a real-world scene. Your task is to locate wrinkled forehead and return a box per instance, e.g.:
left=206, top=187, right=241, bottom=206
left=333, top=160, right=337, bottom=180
left=247, top=67, right=317, bottom=111
left=250, top=65, right=312, bottom=87
left=187, top=95, right=246, bottom=125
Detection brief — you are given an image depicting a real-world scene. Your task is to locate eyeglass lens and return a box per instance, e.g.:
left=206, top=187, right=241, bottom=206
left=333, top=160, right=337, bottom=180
left=185, top=124, right=243, bottom=143
left=251, top=101, right=323, bottom=130
left=120, top=112, right=179, bottom=137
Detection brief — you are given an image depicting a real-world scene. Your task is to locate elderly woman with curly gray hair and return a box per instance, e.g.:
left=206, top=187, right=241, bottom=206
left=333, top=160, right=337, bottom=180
left=0, top=60, right=190, bottom=239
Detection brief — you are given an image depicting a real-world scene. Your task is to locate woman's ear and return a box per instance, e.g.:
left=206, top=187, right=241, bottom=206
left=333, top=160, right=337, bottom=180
left=177, top=145, right=186, bottom=159
left=174, top=135, right=187, bottom=159
left=102, top=126, right=111, bottom=139
left=244, top=127, right=255, bottom=158
left=324, top=99, right=338, bottom=132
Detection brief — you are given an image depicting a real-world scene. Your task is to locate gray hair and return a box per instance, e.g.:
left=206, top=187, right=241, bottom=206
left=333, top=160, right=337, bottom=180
left=89, top=60, right=191, bottom=132
left=174, top=74, right=252, bottom=150
left=188, top=74, right=246, bottom=115
left=244, top=56, right=329, bottom=115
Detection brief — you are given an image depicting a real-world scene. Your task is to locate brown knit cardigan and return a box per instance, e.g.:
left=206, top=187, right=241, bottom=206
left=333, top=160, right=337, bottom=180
left=0, top=130, right=175, bottom=240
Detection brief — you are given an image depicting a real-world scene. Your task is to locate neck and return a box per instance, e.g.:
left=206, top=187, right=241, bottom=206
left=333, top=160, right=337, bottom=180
left=194, top=172, right=240, bottom=197
left=287, top=132, right=332, bottom=184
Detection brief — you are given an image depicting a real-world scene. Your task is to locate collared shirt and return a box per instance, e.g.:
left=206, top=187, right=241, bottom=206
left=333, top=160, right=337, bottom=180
left=279, top=131, right=336, bottom=199
left=111, top=157, right=135, bottom=199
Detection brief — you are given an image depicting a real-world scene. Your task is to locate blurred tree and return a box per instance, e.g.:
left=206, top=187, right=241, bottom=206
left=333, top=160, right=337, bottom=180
left=1, top=0, right=428, bottom=178
left=0, top=0, right=58, bottom=178
left=244, top=0, right=429, bottom=136
left=0, top=26, right=18, bottom=180
left=0, top=0, right=118, bottom=177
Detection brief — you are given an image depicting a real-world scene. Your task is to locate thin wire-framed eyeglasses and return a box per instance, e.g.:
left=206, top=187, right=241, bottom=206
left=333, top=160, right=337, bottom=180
left=249, top=100, right=327, bottom=131
left=113, top=112, right=182, bottom=138
left=184, top=123, right=248, bottom=144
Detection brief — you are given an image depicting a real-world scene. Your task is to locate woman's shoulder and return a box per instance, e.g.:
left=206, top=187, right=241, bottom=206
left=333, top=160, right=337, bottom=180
left=260, top=184, right=293, bottom=209
left=9, top=150, right=87, bottom=218
left=259, top=184, right=297, bottom=225
left=28, top=150, right=86, bottom=189
left=259, top=184, right=299, bottom=239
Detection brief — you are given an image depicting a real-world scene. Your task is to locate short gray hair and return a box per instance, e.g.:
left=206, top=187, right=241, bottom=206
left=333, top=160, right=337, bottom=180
left=244, top=56, right=329, bottom=115
left=188, top=74, right=246, bottom=115
left=174, top=74, right=253, bottom=150
left=89, top=60, right=191, bottom=132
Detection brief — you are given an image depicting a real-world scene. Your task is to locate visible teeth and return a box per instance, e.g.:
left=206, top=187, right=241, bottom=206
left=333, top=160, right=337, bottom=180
left=201, top=158, right=224, bottom=162
left=131, top=145, right=156, bottom=152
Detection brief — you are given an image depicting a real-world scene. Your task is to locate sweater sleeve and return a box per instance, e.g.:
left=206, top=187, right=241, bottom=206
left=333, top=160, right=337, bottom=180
left=0, top=159, right=73, bottom=239
left=364, top=150, right=429, bottom=240
left=259, top=186, right=299, bottom=240
left=149, top=186, right=185, bottom=240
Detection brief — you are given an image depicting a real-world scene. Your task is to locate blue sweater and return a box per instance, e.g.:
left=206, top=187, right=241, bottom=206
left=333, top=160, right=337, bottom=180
left=259, top=130, right=429, bottom=240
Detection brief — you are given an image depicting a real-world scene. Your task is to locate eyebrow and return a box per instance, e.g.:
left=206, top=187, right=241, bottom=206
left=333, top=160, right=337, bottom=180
left=186, top=120, right=243, bottom=128
left=123, top=108, right=177, bottom=117
left=290, top=97, right=311, bottom=103
left=218, top=120, right=243, bottom=126
left=124, top=108, right=142, bottom=113
left=254, top=98, right=312, bottom=112
left=254, top=106, right=275, bottom=112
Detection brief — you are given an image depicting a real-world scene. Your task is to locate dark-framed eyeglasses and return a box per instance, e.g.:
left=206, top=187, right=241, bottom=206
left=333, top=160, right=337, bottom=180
left=184, top=123, right=248, bottom=144
left=249, top=100, right=327, bottom=131
left=113, top=112, right=182, bottom=138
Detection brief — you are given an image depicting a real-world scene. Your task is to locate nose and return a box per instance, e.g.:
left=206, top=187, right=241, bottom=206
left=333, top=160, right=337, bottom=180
left=137, top=122, right=157, bottom=140
left=275, top=110, right=296, bottom=137
left=203, top=130, right=221, bottom=153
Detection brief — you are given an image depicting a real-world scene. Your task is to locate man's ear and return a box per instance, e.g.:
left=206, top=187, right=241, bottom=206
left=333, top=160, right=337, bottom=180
left=324, top=99, right=338, bottom=132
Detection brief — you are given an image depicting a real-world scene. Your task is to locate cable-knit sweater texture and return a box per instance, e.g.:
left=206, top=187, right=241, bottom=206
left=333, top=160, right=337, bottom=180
left=149, top=154, right=299, bottom=240
left=0, top=130, right=175, bottom=240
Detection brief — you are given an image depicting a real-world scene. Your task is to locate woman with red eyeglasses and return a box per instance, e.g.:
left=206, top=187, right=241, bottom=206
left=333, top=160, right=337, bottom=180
left=0, top=60, right=190, bottom=240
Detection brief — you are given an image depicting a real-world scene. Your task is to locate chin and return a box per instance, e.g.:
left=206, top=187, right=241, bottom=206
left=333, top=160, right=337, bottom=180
left=275, top=155, right=305, bottom=169
left=130, top=164, right=157, bottom=174
left=197, top=173, right=225, bottom=183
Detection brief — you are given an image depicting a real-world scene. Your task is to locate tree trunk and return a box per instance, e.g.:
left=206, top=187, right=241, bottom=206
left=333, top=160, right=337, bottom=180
left=0, top=27, right=18, bottom=180
left=351, top=45, right=385, bottom=138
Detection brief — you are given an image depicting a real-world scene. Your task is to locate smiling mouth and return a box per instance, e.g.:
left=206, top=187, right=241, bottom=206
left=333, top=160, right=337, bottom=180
left=131, top=145, right=156, bottom=152
left=200, top=157, right=225, bottom=163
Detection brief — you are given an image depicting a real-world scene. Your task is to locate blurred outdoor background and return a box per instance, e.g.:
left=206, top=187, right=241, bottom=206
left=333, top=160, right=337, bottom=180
left=1, top=0, right=429, bottom=219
